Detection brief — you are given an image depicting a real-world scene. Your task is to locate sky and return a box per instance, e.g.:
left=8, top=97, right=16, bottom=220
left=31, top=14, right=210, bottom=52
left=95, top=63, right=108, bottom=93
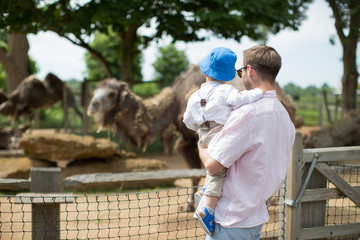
left=27, top=0, right=358, bottom=89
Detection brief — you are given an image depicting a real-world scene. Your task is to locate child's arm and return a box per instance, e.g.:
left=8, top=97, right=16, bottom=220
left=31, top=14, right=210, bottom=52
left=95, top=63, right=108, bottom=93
left=183, top=108, right=199, bottom=131
left=226, top=87, right=263, bottom=108
left=183, top=93, right=200, bottom=131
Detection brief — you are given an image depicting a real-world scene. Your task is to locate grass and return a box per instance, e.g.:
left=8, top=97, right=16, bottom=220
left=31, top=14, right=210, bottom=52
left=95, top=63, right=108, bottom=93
left=293, top=93, right=349, bottom=127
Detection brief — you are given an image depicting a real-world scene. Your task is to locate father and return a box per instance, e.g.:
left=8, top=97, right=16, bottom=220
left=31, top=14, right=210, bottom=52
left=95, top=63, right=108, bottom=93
left=198, top=45, right=295, bottom=240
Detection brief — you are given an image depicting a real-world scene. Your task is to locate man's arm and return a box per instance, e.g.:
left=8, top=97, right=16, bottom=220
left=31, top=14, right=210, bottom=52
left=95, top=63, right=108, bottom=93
left=198, top=144, right=226, bottom=174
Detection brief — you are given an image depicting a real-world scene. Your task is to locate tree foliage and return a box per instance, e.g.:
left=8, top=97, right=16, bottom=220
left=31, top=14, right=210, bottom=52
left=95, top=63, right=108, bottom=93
left=85, top=29, right=142, bottom=82
left=284, top=82, right=335, bottom=101
left=1, top=0, right=312, bottom=86
left=152, top=44, right=189, bottom=87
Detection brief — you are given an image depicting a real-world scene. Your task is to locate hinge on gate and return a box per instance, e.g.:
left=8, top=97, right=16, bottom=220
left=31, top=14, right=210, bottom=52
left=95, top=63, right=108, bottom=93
left=285, top=153, right=319, bottom=208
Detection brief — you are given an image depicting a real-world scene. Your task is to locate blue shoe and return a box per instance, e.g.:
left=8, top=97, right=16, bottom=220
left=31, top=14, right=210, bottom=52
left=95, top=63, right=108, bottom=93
left=195, top=206, right=214, bottom=235
left=194, top=187, right=205, bottom=206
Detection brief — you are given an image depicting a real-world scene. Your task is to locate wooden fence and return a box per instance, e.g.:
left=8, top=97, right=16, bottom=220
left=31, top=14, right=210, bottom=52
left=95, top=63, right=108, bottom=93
left=286, top=132, right=360, bottom=239
left=1, top=131, right=360, bottom=239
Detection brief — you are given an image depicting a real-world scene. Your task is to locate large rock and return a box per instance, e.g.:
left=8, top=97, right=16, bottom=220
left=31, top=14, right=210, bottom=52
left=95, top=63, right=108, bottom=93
left=3, top=132, right=174, bottom=189
left=19, top=132, right=133, bottom=167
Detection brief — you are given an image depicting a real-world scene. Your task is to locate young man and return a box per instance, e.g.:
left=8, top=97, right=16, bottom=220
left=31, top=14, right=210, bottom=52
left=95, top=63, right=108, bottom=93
left=198, top=45, right=296, bottom=240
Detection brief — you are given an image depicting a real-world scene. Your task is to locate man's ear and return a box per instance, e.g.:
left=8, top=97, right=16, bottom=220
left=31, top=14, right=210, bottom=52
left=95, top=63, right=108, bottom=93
left=248, top=65, right=254, bottom=77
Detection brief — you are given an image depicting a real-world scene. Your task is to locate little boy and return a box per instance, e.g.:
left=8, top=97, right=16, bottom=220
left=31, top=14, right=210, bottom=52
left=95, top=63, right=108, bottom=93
left=183, top=47, right=263, bottom=235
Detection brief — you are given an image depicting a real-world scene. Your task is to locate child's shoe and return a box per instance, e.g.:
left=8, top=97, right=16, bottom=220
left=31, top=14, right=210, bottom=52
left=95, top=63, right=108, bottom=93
left=195, top=206, right=214, bottom=235
left=194, top=187, right=205, bottom=206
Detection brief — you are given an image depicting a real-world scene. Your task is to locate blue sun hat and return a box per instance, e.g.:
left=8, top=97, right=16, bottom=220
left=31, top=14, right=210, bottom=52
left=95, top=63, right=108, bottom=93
left=200, top=47, right=237, bottom=81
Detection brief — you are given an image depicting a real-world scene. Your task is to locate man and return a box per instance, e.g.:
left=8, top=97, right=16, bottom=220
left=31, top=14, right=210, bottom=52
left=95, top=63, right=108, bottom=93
left=198, top=45, right=295, bottom=240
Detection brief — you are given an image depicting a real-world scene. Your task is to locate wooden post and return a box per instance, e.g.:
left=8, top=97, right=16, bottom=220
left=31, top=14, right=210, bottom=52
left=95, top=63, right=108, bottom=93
left=34, top=109, right=40, bottom=129
left=30, top=168, right=62, bottom=240
left=322, top=90, right=332, bottom=125
left=318, top=102, right=323, bottom=126
left=62, top=84, right=68, bottom=131
left=81, top=80, right=89, bottom=136
left=334, top=94, right=339, bottom=121
left=286, top=132, right=303, bottom=240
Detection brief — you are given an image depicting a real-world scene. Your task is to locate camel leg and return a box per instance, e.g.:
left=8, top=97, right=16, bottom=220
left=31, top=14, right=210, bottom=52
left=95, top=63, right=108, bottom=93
left=175, top=136, right=203, bottom=212
left=160, top=124, right=176, bottom=154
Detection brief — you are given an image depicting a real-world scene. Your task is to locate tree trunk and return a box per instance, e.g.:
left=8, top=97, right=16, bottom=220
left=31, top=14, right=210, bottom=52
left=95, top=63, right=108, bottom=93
left=120, top=24, right=139, bottom=86
left=0, top=34, right=29, bottom=93
left=341, top=39, right=358, bottom=112
left=327, top=0, right=360, bottom=113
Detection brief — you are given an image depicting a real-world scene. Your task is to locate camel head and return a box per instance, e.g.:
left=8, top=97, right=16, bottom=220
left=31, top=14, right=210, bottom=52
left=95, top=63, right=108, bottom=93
left=87, top=78, right=168, bottom=151
left=87, top=78, right=129, bottom=132
left=44, top=73, right=64, bottom=100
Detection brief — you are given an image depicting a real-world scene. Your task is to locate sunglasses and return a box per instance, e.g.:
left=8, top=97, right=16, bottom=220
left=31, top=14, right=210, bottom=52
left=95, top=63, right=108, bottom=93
left=236, top=65, right=256, bottom=78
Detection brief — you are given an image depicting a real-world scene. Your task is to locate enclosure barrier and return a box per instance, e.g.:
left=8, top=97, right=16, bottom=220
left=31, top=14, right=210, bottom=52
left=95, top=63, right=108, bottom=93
left=0, top=168, right=285, bottom=239
left=0, top=132, right=360, bottom=239
left=286, top=132, right=360, bottom=239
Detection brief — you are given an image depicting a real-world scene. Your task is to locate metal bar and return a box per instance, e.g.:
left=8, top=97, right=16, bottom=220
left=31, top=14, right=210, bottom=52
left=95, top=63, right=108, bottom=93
left=285, top=153, right=319, bottom=208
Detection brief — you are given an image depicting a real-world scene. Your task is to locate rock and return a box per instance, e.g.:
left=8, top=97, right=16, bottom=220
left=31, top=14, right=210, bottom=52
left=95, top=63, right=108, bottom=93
left=1, top=132, right=174, bottom=190
left=0, top=157, right=53, bottom=179
left=19, top=132, right=130, bottom=167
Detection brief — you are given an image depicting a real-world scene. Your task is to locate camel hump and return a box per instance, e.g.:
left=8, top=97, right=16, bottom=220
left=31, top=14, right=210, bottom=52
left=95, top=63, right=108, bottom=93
left=144, top=87, right=175, bottom=113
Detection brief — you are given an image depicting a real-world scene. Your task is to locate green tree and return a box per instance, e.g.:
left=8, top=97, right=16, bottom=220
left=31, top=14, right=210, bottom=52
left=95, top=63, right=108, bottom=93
left=327, top=0, right=360, bottom=112
left=85, top=29, right=142, bottom=82
left=284, top=82, right=303, bottom=101
left=321, top=83, right=333, bottom=94
left=152, top=44, right=189, bottom=87
left=1, top=0, right=312, bottom=87
left=132, top=82, right=160, bottom=98
left=303, top=85, right=319, bottom=98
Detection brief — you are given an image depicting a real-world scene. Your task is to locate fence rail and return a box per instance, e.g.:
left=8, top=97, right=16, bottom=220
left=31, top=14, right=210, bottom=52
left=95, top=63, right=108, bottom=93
left=1, top=132, right=360, bottom=239
left=0, top=169, right=207, bottom=191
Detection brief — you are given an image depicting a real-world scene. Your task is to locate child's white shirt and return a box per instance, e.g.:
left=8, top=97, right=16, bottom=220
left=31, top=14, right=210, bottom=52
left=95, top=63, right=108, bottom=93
left=183, top=81, right=263, bottom=131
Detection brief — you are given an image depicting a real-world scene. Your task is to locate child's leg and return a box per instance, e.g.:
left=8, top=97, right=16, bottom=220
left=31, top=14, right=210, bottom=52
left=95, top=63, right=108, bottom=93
left=203, top=168, right=227, bottom=210
left=195, top=169, right=227, bottom=235
left=205, top=195, right=218, bottom=210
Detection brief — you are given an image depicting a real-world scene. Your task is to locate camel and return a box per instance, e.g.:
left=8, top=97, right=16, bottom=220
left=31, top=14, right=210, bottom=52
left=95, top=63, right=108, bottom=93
left=87, top=65, right=297, bottom=211
left=0, top=73, right=82, bottom=126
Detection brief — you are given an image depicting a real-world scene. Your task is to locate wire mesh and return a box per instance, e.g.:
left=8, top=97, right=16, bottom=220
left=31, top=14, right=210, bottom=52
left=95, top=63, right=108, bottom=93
left=325, top=164, right=360, bottom=240
left=0, top=185, right=287, bottom=240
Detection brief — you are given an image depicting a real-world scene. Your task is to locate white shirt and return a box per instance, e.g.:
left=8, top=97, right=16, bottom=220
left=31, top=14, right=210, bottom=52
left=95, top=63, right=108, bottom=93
left=207, top=90, right=295, bottom=228
left=183, top=81, right=263, bottom=131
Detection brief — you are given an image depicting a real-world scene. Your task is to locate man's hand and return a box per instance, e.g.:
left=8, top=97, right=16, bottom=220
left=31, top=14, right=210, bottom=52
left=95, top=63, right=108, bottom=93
left=198, top=143, right=226, bottom=174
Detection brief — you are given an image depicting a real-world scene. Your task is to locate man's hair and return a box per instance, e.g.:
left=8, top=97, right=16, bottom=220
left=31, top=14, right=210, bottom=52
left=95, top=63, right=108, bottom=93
left=243, top=45, right=282, bottom=83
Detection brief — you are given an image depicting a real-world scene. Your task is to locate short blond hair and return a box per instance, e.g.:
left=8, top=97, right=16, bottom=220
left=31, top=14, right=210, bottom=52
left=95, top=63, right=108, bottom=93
left=243, top=45, right=282, bottom=83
